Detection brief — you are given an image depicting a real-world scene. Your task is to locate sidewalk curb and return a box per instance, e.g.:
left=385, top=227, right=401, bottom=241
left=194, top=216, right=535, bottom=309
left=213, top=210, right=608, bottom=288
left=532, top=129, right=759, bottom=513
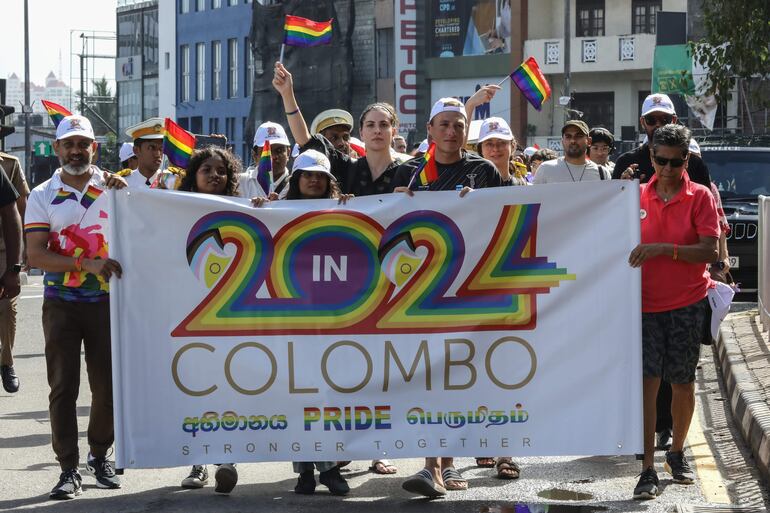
left=714, top=312, right=770, bottom=487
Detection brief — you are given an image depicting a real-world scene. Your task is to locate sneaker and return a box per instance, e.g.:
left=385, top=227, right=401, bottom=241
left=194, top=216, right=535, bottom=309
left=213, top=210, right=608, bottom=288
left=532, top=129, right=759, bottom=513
left=665, top=450, right=695, bottom=484
left=656, top=428, right=673, bottom=451
left=632, top=467, right=659, bottom=500
left=50, top=469, right=82, bottom=500
left=294, top=471, right=316, bottom=495
left=85, top=452, right=122, bottom=489
left=181, top=465, right=209, bottom=489
left=319, top=466, right=350, bottom=496
left=1, top=365, right=19, bottom=393
left=214, top=463, right=238, bottom=494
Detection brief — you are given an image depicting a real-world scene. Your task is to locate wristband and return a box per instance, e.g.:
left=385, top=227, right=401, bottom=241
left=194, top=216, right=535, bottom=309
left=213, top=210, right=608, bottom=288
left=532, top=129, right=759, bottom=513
left=285, top=108, right=300, bottom=116
left=75, top=253, right=86, bottom=272
left=672, top=244, right=678, bottom=261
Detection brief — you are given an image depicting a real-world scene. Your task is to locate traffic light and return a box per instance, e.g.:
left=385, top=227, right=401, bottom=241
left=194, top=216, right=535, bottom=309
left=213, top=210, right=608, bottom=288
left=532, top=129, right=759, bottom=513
left=0, top=104, right=15, bottom=139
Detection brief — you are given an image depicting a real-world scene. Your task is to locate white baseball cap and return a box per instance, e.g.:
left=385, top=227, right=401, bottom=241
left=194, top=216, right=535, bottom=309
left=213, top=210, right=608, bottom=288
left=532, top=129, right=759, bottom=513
left=291, top=143, right=300, bottom=158
left=119, top=142, right=135, bottom=162
left=523, top=146, right=538, bottom=157
left=429, top=97, right=467, bottom=122
left=292, top=149, right=335, bottom=180
left=56, top=115, right=95, bottom=141
left=253, top=121, right=290, bottom=148
left=478, top=117, right=514, bottom=143
left=688, top=138, right=701, bottom=155
left=641, top=93, right=676, bottom=117
left=417, top=139, right=429, bottom=153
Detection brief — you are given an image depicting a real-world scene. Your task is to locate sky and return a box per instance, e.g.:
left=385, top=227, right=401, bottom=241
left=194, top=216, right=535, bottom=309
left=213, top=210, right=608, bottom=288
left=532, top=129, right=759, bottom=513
left=2, top=0, right=118, bottom=88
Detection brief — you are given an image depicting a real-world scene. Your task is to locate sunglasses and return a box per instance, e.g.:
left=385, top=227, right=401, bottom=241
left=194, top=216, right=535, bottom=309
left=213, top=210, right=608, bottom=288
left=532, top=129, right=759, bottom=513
left=644, top=114, right=673, bottom=125
left=652, top=155, right=687, bottom=168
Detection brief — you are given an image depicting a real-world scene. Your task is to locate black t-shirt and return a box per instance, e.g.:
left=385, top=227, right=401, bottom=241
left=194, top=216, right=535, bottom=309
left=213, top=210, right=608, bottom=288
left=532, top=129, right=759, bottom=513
left=301, top=135, right=401, bottom=196
left=391, top=151, right=503, bottom=191
left=613, top=142, right=712, bottom=188
left=0, top=168, right=19, bottom=208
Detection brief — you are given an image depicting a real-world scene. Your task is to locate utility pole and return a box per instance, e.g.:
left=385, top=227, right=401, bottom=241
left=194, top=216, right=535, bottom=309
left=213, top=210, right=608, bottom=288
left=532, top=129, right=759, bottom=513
left=563, top=0, right=571, bottom=122
left=24, top=0, right=31, bottom=181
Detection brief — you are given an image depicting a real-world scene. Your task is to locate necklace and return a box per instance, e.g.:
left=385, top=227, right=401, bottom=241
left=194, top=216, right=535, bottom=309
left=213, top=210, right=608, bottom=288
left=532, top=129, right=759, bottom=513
left=563, top=160, right=587, bottom=182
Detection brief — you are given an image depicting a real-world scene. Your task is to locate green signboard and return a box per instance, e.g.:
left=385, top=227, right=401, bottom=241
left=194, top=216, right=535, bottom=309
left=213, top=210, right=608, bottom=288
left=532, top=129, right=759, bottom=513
left=652, top=44, right=696, bottom=95
left=33, top=140, right=52, bottom=157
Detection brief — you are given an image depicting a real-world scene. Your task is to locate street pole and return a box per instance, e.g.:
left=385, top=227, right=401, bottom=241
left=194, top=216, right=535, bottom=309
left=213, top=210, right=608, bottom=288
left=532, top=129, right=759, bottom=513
left=24, top=0, right=31, bottom=181
left=563, top=0, right=571, bottom=123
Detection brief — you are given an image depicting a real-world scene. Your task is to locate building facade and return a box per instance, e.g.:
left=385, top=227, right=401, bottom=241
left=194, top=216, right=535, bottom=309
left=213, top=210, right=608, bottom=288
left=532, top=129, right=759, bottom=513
left=116, top=0, right=160, bottom=140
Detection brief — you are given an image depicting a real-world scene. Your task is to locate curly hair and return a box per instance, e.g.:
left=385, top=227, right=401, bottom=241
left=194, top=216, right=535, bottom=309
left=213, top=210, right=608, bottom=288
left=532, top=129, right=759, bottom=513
left=285, top=170, right=340, bottom=200
left=178, top=146, right=242, bottom=197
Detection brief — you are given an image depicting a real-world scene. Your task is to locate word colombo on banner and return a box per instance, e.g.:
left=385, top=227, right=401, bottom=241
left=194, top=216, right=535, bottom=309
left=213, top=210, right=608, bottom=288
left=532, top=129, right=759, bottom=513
left=108, top=182, right=642, bottom=469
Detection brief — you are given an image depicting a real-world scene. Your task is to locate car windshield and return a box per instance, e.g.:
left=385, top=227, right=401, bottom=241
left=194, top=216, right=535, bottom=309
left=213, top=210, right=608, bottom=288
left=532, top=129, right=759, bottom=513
left=700, top=150, right=770, bottom=198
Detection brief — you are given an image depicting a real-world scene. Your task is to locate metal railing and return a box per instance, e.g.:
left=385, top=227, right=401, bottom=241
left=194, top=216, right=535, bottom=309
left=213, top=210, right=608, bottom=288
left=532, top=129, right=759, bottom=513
left=760, top=195, right=770, bottom=331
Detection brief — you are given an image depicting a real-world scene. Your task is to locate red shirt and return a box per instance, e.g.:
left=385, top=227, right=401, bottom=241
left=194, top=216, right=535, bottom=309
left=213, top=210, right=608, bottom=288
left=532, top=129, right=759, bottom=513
left=640, top=172, right=719, bottom=313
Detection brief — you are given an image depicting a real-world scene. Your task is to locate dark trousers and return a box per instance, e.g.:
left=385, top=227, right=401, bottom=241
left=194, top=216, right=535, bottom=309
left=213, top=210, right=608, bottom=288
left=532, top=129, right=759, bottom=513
left=43, top=298, right=114, bottom=471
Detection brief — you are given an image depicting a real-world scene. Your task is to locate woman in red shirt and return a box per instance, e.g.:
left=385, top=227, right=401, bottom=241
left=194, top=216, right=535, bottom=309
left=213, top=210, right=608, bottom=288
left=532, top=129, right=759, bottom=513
left=627, top=124, right=719, bottom=500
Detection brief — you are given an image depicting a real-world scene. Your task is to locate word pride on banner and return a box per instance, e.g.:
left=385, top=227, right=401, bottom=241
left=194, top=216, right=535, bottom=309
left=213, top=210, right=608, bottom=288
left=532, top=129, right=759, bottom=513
left=108, top=183, right=642, bottom=469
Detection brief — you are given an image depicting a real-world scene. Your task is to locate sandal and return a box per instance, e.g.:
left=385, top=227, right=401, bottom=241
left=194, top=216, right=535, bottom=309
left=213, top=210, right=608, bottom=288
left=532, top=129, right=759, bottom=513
left=496, top=458, right=521, bottom=480
left=402, top=468, right=446, bottom=498
left=475, top=457, right=496, bottom=468
left=370, top=459, right=398, bottom=474
left=441, top=467, right=468, bottom=491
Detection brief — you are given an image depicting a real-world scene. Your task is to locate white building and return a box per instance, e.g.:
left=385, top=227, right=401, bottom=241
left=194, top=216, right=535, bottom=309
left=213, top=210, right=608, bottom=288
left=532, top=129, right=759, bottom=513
left=5, top=71, right=73, bottom=126
left=524, top=0, right=685, bottom=151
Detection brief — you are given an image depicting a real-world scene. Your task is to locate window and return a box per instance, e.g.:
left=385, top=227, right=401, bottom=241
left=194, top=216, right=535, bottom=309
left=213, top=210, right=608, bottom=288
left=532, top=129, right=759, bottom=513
left=245, top=38, right=254, bottom=95
left=196, top=43, right=205, bottom=101
left=576, top=0, right=605, bottom=37
left=180, top=44, right=190, bottom=102
left=376, top=28, right=394, bottom=79
left=209, top=117, right=219, bottom=134
left=165, top=52, right=170, bottom=70
left=196, top=0, right=205, bottom=11
left=228, top=0, right=237, bottom=5
left=191, top=116, right=203, bottom=134
left=180, top=0, right=190, bottom=13
left=212, top=41, right=221, bottom=100
left=212, top=0, right=221, bottom=7
left=228, top=39, right=238, bottom=98
left=225, top=117, right=236, bottom=141
left=572, top=92, right=614, bottom=132
left=632, top=0, right=661, bottom=34
left=178, top=117, right=190, bottom=130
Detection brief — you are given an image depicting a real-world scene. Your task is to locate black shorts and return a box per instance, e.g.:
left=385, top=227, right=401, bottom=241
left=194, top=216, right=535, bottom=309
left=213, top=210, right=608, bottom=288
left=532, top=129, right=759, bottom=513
left=641, top=297, right=709, bottom=384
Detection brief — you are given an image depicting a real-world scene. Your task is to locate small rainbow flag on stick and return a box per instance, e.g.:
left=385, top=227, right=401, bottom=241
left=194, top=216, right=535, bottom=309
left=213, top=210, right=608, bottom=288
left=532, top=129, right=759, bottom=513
left=509, top=57, right=552, bottom=111
left=284, top=15, right=333, bottom=47
left=41, top=100, right=72, bottom=128
left=163, top=118, right=196, bottom=168
left=257, top=141, right=273, bottom=194
left=407, top=142, right=438, bottom=189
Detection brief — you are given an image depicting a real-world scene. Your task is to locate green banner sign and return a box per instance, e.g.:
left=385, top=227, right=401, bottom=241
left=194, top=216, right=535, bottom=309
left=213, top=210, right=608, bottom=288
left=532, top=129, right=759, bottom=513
left=652, top=44, right=695, bottom=95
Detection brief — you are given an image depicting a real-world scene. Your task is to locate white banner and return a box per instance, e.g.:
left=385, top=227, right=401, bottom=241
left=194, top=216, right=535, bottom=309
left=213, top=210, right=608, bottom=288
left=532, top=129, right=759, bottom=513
left=109, top=182, right=642, bottom=469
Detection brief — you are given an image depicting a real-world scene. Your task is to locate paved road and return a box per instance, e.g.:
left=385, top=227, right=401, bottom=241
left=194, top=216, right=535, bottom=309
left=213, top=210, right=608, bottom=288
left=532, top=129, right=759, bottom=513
left=1, top=277, right=767, bottom=512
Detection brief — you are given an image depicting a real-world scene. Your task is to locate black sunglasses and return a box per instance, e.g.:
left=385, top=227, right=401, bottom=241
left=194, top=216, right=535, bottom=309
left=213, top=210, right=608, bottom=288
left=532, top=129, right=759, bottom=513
left=644, top=114, right=673, bottom=125
left=652, top=155, right=687, bottom=168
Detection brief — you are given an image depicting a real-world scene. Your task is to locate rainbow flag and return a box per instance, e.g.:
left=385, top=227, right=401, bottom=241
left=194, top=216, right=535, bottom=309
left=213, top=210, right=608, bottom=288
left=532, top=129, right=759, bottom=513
left=257, top=141, right=273, bottom=194
left=408, top=142, right=438, bottom=189
left=41, top=100, right=72, bottom=128
left=163, top=118, right=195, bottom=168
left=284, top=15, right=333, bottom=47
left=510, top=57, right=552, bottom=111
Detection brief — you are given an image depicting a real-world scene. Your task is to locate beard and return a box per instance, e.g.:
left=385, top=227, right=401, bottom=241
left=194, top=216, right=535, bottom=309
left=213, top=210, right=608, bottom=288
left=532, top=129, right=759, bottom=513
left=565, top=145, right=585, bottom=158
left=61, top=161, right=91, bottom=176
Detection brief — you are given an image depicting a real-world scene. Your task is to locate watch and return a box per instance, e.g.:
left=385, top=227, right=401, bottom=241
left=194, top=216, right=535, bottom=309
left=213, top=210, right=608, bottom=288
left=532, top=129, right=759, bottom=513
left=9, top=264, right=22, bottom=274
left=711, top=261, right=726, bottom=271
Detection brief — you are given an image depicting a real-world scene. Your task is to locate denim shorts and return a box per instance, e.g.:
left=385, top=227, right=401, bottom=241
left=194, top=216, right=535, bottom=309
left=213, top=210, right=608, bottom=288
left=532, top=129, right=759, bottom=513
left=641, top=297, right=709, bottom=384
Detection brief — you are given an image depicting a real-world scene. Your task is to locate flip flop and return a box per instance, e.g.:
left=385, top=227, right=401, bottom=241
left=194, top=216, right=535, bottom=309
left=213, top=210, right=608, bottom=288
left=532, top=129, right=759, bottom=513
left=475, top=457, right=496, bottom=468
left=402, top=468, right=446, bottom=498
left=441, top=467, right=468, bottom=491
left=496, top=459, right=521, bottom=480
left=370, top=459, right=398, bottom=474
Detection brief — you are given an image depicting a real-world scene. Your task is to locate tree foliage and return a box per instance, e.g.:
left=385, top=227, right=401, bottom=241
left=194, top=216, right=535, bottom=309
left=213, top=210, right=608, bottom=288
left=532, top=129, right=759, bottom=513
left=690, top=0, right=770, bottom=102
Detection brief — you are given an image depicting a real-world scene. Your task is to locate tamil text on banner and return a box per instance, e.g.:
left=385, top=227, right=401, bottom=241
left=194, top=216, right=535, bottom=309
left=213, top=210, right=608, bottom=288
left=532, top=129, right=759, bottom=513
left=108, top=182, right=642, bottom=469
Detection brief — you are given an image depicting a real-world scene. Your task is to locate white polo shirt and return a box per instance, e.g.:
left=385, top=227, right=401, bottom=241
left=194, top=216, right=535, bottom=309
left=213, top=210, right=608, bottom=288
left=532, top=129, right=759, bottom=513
left=238, top=167, right=289, bottom=200
left=24, top=168, right=110, bottom=302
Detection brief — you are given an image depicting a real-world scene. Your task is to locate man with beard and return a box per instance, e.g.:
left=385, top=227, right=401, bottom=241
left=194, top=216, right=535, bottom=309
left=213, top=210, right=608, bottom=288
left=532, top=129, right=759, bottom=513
left=533, top=120, right=609, bottom=183
left=121, top=117, right=165, bottom=187
left=613, top=94, right=711, bottom=187
left=24, top=115, right=128, bottom=500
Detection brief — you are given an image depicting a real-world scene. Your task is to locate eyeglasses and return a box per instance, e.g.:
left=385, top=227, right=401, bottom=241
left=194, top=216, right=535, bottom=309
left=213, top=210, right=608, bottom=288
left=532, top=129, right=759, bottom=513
left=644, top=114, right=673, bottom=126
left=652, top=155, right=686, bottom=168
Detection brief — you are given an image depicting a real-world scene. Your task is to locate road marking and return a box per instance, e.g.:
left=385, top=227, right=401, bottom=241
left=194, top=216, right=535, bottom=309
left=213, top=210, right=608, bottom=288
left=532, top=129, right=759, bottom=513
left=689, top=399, right=731, bottom=503
left=19, top=294, right=43, bottom=299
